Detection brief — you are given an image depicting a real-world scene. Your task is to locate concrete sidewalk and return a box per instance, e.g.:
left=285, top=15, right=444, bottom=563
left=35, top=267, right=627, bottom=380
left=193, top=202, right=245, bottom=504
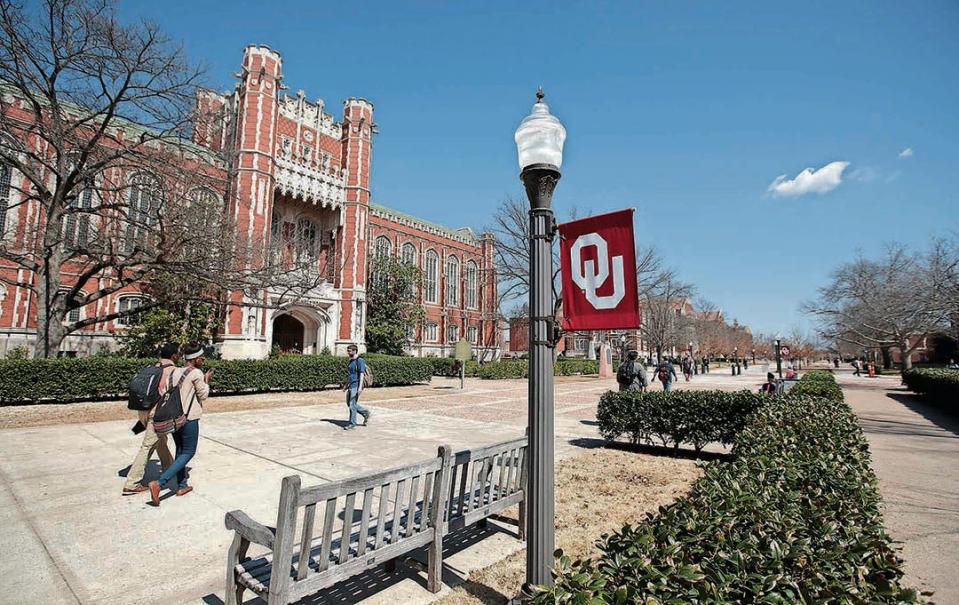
left=838, top=372, right=959, bottom=604
left=0, top=370, right=762, bottom=605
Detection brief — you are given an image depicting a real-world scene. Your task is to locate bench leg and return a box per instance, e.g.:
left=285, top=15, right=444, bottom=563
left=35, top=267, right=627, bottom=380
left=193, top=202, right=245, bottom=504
left=517, top=500, right=527, bottom=541
left=384, top=559, right=398, bottom=574
left=427, top=529, right=444, bottom=593
left=477, top=518, right=489, bottom=530
left=226, top=534, right=249, bottom=605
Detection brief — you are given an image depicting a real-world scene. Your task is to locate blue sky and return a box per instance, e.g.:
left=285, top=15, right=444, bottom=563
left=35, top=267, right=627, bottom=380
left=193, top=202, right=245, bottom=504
left=120, top=1, right=959, bottom=336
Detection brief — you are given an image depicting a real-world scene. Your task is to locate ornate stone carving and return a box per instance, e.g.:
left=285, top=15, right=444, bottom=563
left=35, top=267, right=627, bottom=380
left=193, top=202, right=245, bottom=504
left=274, top=155, right=346, bottom=209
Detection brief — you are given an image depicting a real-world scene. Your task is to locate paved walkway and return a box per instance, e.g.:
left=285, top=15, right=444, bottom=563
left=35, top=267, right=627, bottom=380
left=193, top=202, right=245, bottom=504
left=0, top=369, right=765, bottom=605
left=837, top=371, right=959, bottom=604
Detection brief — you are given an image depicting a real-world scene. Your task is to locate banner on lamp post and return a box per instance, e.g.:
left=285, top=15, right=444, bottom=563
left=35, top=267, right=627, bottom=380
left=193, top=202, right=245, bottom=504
left=558, top=208, right=640, bottom=331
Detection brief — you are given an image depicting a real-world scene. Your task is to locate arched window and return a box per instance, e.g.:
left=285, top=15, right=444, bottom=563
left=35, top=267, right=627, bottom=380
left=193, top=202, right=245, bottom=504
left=59, top=289, right=83, bottom=324
left=125, top=174, right=161, bottom=253
left=62, top=187, right=96, bottom=251
left=0, top=161, right=11, bottom=237
left=445, top=254, right=459, bottom=306
left=465, top=261, right=478, bottom=309
left=374, top=235, right=392, bottom=259
left=424, top=250, right=438, bottom=303
left=401, top=242, right=416, bottom=266
left=116, top=295, right=147, bottom=326
left=296, top=218, right=318, bottom=261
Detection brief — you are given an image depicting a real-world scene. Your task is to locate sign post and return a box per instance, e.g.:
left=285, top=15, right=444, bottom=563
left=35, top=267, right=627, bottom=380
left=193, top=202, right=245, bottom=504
left=454, top=338, right=471, bottom=390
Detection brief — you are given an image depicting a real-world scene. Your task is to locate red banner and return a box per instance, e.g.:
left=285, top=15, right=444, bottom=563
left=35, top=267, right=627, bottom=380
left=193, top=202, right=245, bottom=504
left=558, top=209, right=640, bottom=331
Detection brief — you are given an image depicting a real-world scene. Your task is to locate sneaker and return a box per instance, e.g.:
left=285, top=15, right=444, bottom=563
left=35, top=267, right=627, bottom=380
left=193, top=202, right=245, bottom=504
left=343, top=424, right=356, bottom=431
left=363, top=411, right=372, bottom=427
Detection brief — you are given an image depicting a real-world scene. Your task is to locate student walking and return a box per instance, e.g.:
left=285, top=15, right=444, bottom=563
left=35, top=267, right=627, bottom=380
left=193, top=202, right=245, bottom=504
left=702, top=355, right=709, bottom=374
left=681, top=356, right=693, bottom=382
left=148, top=343, right=211, bottom=506
left=852, top=358, right=862, bottom=377
left=343, top=344, right=371, bottom=430
left=616, top=351, right=648, bottom=392
left=121, top=343, right=178, bottom=495
left=653, top=359, right=678, bottom=391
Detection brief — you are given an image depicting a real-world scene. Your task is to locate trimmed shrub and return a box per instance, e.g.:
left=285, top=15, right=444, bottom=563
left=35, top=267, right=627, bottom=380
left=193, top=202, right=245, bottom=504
left=534, top=393, right=919, bottom=604
left=555, top=358, right=599, bottom=376
left=0, top=353, right=432, bottom=404
left=787, top=369, right=844, bottom=401
left=902, top=367, right=959, bottom=409
left=478, top=360, right=528, bottom=380
left=597, top=389, right=766, bottom=451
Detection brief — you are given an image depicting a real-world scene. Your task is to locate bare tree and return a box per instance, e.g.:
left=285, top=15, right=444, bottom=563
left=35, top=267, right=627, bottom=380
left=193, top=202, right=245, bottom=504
left=804, top=243, right=951, bottom=370
left=639, top=273, right=695, bottom=360
left=0, top=0, right=327, bottom=356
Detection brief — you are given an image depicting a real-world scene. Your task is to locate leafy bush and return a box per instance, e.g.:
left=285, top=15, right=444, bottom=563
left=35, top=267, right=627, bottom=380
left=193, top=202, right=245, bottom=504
left=902, top=367, right=959, bottom=409
left=555, top=358, right=599, bottom=376
left=597, top=389, right=766, bottom=451
left=0, top=353, right=432, bottom=404
left=478, top=360, right=528, bottom=380
left=787, top=370, right=844, bottom=401
left=535, top=393, right=919, bottom=604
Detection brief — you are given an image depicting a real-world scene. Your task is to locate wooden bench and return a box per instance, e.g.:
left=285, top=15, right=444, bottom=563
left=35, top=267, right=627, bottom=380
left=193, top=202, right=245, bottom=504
left=224, top=436, right=528, bottom=605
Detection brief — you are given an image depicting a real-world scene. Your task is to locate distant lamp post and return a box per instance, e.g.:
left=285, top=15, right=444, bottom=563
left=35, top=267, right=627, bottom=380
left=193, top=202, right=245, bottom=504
left=752, top=348, right=756, bottom=364
left=515, top=87, right=566, bottom=592
left=733, top=346, right=738, bottom=375
left=689, top=341, right=696, bottom=374
left=620, top=334, right=627, bottom=362
left=775, top=338, right=783, bottom=379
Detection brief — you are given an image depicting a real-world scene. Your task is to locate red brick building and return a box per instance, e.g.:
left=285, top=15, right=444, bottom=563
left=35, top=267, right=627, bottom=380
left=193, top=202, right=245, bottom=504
left=0, top=44, right=499, bottom=359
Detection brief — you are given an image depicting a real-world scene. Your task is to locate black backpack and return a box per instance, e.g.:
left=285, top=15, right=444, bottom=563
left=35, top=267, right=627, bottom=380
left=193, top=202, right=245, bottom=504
left=616, top=362, right=635, bottom=385
left=128, top=363, right=170, bottom=411
left=152, top=370, right=196, bottom=435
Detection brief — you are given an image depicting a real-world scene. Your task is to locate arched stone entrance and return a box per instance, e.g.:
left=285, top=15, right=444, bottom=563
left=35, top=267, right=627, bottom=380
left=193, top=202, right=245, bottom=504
left=270, top=305, right=334, bottom=355
left=272, top=314, right=305, bottom=353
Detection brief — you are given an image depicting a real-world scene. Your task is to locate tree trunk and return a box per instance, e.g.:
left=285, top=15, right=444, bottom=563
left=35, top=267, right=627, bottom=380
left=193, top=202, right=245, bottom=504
left=34, top=256, right=67, bottom=358
left=899, top=341, right=913, bottom=370
left=881, top=346, right=893, bottom=369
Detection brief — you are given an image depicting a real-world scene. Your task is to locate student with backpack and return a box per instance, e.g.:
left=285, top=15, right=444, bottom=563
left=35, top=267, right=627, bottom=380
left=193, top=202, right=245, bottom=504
left=148, top=343, right=211, bottom=506
left=616, top=351, right=647, bottom=392
left=121, top=343, right=179, bottom=496
left=343, top=343, right=372, bottom=430
left=653, top=359, right=678, bottom=391
left=681, top=356, right=693, bottom=382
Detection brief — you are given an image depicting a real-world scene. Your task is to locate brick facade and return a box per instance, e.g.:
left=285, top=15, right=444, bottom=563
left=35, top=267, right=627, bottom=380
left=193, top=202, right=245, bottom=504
left=0, top=44, right=500, bottom=360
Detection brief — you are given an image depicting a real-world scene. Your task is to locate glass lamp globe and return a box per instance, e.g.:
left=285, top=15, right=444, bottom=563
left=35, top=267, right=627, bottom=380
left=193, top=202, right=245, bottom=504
left=514, top=88, right=566, bottom=171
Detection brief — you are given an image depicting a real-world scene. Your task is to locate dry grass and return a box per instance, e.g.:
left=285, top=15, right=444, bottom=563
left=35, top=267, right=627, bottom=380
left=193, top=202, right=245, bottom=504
left=436, top=447, right=703, bottom=604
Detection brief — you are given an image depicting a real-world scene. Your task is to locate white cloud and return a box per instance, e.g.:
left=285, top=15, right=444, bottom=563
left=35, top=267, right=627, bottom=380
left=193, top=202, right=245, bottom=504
left=898, top=147, right=913, bottom=159
left=767, top=161, right=850, bottom=198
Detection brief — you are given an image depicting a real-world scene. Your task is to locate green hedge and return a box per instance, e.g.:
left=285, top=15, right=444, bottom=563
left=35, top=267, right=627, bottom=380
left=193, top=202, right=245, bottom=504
left=428, top=357, right=601, bottom=380
left=0, top=353, right=433, bottom=404
left=787, top=370, right=844, bottom=401
left=535, top=389, right=918, bottom=604
left=902, top=367, right=959, bottom=409
left=597, top=389, right=766, bottom=452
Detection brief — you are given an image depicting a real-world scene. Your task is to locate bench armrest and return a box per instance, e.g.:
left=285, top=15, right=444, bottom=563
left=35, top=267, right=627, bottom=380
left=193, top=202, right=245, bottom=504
left=225, top=510, right=275, bottom=549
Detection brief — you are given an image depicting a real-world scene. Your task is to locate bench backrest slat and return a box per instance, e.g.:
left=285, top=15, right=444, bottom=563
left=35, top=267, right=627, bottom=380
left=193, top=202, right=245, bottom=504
left=338, top=492, right=356, bottom=564
left=420, top=471, right=434, bottom=535
left=374, top=482, right=391, bottom=550
left=317, top=497, right=337, bottom=573
left=390, top=478, right=406, bottom=545
left=357, top=487, right=374, bottom=556
left=297, top=503, right=317, bottom=580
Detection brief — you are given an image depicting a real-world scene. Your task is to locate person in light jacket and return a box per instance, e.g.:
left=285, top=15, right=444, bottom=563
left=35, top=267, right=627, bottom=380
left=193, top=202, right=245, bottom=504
left=149, top=343, right=212, bottom=506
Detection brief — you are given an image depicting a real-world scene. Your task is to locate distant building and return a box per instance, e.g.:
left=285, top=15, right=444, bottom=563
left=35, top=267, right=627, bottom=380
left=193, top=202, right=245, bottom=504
left=0, top=44, right=499, bottom=359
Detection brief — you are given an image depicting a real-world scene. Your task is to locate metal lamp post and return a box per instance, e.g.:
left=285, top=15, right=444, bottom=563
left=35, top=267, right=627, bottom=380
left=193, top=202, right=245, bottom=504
left=752, top=348, right=756, bottom=364
left=775, top=338, right=783, bottom=379
left=515, top=87, right=566, bottom=592
left=732, top=346, right=738, bottom=375
left=689, top=341, right=696, bottom=375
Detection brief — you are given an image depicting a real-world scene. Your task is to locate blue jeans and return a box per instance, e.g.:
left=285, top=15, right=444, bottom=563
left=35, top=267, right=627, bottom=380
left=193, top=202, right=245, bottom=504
left=662, top=380, right=672, bottom=392
left=346, top=386, right=369, bottom=426
left=157, top=419, right=199, bottom=489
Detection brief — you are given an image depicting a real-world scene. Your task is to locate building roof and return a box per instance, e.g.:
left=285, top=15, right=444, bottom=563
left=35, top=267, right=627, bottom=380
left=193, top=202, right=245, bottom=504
left=370, top=203, right=479, bottom=244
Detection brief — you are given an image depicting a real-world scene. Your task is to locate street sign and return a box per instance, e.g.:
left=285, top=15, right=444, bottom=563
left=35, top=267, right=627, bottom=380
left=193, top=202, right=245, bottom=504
left=454, top=339, right=472, bottom=362
left=780, top=345, right=790, bottom=358
left=558, top=209, right=640, bottom=330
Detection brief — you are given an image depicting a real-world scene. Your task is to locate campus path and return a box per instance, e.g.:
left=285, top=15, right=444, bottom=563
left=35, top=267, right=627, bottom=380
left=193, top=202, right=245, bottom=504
left=837, top=371, right=959, bottom=604
left=0, top=368, right=763, bottom=605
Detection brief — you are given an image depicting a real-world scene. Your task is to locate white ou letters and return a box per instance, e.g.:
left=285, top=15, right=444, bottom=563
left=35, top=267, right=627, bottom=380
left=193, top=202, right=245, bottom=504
left=569, top=232, right=625, bottom=310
